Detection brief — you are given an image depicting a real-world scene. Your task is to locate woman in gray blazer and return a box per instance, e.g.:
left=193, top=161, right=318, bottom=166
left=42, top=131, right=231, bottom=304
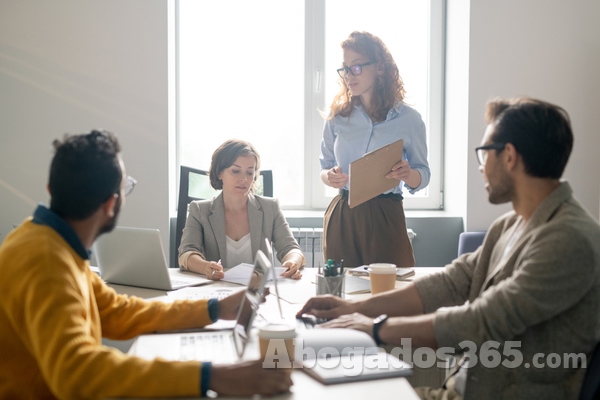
left=178, top=139, right=304, bottom=280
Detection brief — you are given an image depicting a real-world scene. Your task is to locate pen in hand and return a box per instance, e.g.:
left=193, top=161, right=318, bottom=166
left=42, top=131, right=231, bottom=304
left=212, top=259, right=222, bottom=277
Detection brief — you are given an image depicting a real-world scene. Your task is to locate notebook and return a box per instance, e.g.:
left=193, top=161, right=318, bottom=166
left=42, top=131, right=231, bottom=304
left=297, top=329, right=413, bottom=384
left=131, top=250, right=272, bottom=363
left=93, top=226, right=210, bottom=290
left=348, top=266, right=415, bottom=280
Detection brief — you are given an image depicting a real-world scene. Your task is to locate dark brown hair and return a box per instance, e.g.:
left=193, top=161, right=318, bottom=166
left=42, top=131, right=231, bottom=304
left=209, top=139, right=261, bottom=191
left=485, top=97, right=573, bottom=179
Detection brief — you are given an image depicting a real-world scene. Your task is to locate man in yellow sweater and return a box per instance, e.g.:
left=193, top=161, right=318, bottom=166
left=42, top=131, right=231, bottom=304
left=0, top=130, right=292, bottom=399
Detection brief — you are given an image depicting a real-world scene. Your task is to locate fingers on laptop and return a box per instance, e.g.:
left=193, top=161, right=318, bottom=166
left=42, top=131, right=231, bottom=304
left=296, top=295, right=343, bottom=317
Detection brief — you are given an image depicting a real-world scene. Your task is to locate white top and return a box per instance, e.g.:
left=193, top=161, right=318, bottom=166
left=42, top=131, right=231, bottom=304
left=225, top=233, right=252, bottom=269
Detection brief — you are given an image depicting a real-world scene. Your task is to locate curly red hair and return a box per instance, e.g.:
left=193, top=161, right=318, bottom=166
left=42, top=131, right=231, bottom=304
left=328, top=31, right=406, bottom=122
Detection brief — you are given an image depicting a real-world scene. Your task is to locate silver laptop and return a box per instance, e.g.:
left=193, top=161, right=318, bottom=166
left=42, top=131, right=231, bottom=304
left=93, top=226, right=209, bottom=290
left=131, top=250, right=272, bottom=363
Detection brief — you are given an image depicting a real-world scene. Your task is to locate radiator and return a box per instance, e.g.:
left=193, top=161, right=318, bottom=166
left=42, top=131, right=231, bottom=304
left=277, top=228, right=415, bottom=268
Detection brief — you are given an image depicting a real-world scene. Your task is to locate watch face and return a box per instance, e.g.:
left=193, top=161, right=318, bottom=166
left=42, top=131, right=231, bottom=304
left=374, top=314, right=388, bottom=324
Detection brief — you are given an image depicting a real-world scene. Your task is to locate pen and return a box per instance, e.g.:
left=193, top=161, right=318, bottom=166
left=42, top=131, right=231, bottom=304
left=340, top=259, right=344, bottom=275
left=212, top=259, right=222, bottom=277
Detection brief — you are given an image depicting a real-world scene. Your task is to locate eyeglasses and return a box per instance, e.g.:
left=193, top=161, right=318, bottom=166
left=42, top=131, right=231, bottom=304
left=337, top=61, right=375, bottom=78
left=123, top=176, right=137, bottom=197
left=475, top=143, right=506, bottom=165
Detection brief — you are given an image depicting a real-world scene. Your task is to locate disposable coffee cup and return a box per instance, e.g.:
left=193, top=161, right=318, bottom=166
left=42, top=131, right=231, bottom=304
left=258, top=323, right=296, bottom=371
left=368, top=263, right=397, bottom=295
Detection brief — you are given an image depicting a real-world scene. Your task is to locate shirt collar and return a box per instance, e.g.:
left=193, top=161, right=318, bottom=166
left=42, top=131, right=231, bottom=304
left=355, top=102, right=404, bottom=121
left=32, top=204, right=90, bottom=260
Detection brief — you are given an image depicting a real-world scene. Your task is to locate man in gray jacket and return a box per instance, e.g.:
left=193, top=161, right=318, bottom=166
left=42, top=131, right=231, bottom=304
left=298, top=97, right=600, bottom=400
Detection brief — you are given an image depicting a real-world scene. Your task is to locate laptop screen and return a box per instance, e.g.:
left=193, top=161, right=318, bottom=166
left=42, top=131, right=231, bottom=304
left=232, top=249, right=271, bottom=357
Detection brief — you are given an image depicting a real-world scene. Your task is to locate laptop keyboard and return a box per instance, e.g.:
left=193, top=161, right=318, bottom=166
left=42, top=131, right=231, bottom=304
left=179, top=333, right=236, bottom=363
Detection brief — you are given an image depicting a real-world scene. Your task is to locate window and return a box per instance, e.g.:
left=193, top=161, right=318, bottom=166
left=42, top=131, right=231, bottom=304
left=176, top=0, right=444, bottom=210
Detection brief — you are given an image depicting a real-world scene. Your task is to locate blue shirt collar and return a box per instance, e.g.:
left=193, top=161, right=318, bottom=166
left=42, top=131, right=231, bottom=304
left=32, top=204, right=90, bottom=260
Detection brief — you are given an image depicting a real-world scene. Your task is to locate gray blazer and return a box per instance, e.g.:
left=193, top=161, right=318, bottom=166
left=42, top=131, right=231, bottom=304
left=178, top=192, right=302, bottom=268
left=415, top=182, right=600, bottom=400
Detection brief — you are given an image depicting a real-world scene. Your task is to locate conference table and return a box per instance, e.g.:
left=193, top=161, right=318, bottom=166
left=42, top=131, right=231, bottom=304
left=106, top=267, right=446, bottom=400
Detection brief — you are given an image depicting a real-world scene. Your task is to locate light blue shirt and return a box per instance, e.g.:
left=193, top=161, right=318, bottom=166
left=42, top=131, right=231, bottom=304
left=319, top=102, right=430, bottom=195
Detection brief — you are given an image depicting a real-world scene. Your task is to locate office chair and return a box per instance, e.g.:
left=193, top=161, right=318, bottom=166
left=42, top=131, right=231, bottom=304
left=579, top=342, right=600, bottom=400
left=457, top=231, right=486, bottom=257
left=173, top=165, right=273, bottom=268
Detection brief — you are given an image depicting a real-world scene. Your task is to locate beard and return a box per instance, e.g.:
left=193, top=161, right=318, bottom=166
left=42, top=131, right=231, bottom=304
left=98, top=195, right=122, bottom=236
left=487, top=171, right=515, bottom=205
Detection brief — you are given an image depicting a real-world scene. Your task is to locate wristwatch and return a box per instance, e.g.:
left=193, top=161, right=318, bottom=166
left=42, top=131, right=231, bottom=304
left=372, top=314, right=389, bottom=346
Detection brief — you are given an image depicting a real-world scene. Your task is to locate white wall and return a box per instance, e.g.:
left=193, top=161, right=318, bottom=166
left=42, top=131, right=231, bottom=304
left=462, top=0, right=600, bottom=230
left=0, top=1, right=170, bottom=249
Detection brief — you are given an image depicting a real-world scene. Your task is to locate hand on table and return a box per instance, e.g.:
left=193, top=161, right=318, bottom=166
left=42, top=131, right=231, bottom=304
left=280, top=260, right=302, bottom=280
left=326, top=166, right=349, bottom=189
left=296, top=294, right=357, bottom=320
left=190, top=260, right=224, bottom=280
left=211, top=360, right=293, bottom=396
left=218, top=287, right=270, bottom=321
left=318, top=312, right=374, bottom=337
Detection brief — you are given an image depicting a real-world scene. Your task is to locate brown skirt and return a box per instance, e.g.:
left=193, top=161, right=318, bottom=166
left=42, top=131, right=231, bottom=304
left=323, top=194, right=415, bottom=268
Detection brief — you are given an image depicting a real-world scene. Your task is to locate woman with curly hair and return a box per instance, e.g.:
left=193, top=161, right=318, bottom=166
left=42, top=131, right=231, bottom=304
left=319, top=31, right=430, bottom=268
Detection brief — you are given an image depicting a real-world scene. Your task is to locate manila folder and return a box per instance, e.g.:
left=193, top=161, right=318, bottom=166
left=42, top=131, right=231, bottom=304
left=348, top=139, right=403, bottom=208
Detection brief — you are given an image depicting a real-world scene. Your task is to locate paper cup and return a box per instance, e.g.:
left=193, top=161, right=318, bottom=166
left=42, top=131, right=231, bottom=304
left=258, top=323, right=296, bottom=372
left=368, top=263, right=397, bottom=294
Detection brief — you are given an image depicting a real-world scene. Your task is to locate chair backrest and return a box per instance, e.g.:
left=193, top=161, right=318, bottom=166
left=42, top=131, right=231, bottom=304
left=579, top=342, right=600, bottom=400
left=457, top=231, right=486, bottom=257
left=173, top=165, right=273, bottom=267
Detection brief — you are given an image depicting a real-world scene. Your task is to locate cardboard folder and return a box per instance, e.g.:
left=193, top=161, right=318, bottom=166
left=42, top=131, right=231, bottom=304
left=348, top=139, right=403, bottom=208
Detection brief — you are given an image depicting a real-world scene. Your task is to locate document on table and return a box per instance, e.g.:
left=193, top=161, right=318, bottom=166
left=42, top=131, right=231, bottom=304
left=222, top=263, right=287, bottom=285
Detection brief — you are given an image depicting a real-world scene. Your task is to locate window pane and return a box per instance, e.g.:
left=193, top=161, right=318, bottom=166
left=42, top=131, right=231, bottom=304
left=324, top=0, right=430, bottom=199
left=179, top=1, right=305, bottom=205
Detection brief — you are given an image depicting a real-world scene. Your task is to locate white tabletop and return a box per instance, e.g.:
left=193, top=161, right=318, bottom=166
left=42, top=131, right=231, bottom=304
left=105, top=267, right=445, bottom=399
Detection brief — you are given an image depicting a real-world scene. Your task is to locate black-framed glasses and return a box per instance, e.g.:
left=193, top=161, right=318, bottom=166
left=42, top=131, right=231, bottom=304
left=337, top=61, right=375, bottom=78
left=475, top=143, right=506, bottom=166
left=123, top=176, right=137, bottom=197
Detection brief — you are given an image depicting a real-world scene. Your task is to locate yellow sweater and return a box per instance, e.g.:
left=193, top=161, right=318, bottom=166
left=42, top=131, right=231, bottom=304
left=0, top=217, right=213, bottom=399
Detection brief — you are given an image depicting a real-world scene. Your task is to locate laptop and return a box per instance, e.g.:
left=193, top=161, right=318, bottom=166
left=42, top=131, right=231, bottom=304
left=131, top=250, right=272, bottom=363
left=93, top=226, right=210, bottom=290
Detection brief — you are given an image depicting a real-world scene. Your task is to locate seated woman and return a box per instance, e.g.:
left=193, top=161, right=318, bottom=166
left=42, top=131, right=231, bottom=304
left=178, top=139, right=304, bottom=280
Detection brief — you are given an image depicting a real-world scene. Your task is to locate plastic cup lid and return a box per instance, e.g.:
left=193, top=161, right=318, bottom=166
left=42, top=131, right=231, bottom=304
left=368, top=263, right=397, bottom=274
left=258, top=323, right=297, bottom=339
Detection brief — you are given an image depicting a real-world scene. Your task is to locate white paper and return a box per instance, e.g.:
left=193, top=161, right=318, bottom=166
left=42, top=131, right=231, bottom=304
left=166, top=285, right=245, bottom=301
left=221, top=263, right=287, bottom=285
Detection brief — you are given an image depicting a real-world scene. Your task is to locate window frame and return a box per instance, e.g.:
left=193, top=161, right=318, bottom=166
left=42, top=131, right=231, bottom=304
left=173, top=0, right=445, bottom=212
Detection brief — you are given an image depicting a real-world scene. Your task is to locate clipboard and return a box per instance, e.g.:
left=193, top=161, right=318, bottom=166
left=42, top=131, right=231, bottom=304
left=348, top=139, right=403, bottom=208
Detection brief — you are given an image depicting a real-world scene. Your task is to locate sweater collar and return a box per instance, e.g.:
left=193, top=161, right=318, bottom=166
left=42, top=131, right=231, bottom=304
left=32, top=204, right=90, bottom=260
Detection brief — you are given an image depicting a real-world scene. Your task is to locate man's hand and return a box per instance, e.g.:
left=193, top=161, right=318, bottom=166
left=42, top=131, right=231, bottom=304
left=319, top=313, right=374, bottom=337
left=210, top=360, right=293, bottom=396
left=296, top=295, right=357, bottom=320
left=218, top=288, right=270, bottom=320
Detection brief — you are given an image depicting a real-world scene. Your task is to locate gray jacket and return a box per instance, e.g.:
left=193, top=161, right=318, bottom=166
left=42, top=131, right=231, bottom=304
left=178, top=192, right=301, bottom=268
left=415, top=182, right=600, bottom=400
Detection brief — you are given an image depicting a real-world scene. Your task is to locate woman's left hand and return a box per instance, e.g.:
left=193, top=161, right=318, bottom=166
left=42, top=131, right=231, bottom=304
left=386, top=160, right=412, bottom=181
left=280, top=260, right=302, bottom=280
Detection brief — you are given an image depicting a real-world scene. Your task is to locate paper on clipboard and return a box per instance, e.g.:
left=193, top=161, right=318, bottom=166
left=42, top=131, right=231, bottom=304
left=348, top=139, right=403, bottom=208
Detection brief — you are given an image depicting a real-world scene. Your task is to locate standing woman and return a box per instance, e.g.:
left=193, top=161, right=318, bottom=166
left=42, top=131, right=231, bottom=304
left=320, top=31, right=430, bottom=268
left=179, top=139, right=304, bottom=280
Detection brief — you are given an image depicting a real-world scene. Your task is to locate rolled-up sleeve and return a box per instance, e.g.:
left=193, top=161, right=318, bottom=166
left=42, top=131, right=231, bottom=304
left=178, top=201, right=206, bottom=258
left=433, top=226, right=596, bottom=348
left=404, top=117, right=430, bottom=194
left=319, top=119, right=336, bottom=171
